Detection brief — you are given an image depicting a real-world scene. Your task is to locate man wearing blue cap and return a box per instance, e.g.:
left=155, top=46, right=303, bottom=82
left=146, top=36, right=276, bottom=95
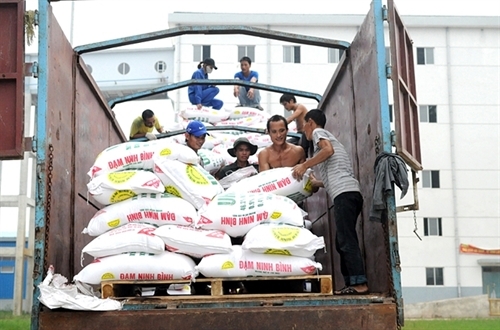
left=185, top=120, right=210, bottom=157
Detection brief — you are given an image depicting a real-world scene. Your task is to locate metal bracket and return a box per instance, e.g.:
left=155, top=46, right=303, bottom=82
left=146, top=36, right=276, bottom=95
left=382, top=5, right=388, bottom=21
left=386, top=63, right=392, bottom=79
left=396, top=169, right=419, bottom=212
left=24, top=136, right=37, bottom=153
left=390, top=130, right=396, bottom=147
left=31, top=61, right=39, bottom=78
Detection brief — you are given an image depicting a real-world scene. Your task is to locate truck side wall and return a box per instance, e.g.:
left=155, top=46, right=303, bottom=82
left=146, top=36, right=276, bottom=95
left=313, top=7, right=390, bottom=294
left=41, top=6, right=126, bottom=279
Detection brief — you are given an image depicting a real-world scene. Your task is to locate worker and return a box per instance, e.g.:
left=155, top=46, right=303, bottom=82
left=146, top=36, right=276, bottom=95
left=258, top=115, right=305, bottom=171
left=216, top=137, right=259, bottom=179
left=129, top=109, right=164, bottom=140
left=185, top=120, right=209, bottom=165
left=291, top=109, right=368, bottom=296
left=233, top=56, right=263, bottom=110
left=280, top=93, right=310, bottom=156
left=188, top=58, right=223, bottom=110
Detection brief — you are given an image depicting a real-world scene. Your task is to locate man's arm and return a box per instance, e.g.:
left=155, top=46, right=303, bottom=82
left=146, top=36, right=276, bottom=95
left=257, top=148, right=271, bottom=172
left=247, top=72, right=258, bottom=99
left=292, top=138, right=334, bottom=179
left=154, top=118, right=164, bottom=134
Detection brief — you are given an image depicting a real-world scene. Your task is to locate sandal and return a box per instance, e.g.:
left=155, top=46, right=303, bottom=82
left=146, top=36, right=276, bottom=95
left=334, top=286, right=369, bottom=295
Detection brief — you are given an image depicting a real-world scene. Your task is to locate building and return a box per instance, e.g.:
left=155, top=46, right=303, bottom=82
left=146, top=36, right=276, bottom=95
left=0, top=238, right=28, bottom=310
left=165, top=12, right=499, bottom=304
left=1, top=12, right=498, bottom=308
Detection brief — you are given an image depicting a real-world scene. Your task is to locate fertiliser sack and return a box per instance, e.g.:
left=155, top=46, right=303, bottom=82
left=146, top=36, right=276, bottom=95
left=242, top=223, right=325, bottom=258
left=248, top=134, right=272, bottom=148
left=179, top=106, right=230, bottom=123
left=154, top=159, right=224, bottom=210
left=87, top=170, right=164, bottom=206
left=218, top=166, right=259, bottom=190
left=73, top=251, right=197, bottom=285
left=154, top=225, right=232, bottom=259
left=226, top=167, right=313, bottom=203
left=196, top=245, right=322, bottom=278
left=83, top=193, right=198, bottom=236
left=81, top=223, right=165, bottom=263
left=227, top=107, right=270, bottom=120
left=197, top=192, right=304, bottom=237
left=88, top=139, right=200, bottom=179
left=198, top=149, right=226, bottom=175
left=214, top=116, right=264, bottom=128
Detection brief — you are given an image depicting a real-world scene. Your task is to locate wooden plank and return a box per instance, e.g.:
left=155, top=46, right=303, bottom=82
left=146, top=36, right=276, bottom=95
left=100, top=275, right=333, bottom=299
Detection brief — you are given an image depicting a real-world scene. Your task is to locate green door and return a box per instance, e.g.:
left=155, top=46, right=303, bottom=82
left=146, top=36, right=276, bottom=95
left=482, top=266, right=500, bottom=297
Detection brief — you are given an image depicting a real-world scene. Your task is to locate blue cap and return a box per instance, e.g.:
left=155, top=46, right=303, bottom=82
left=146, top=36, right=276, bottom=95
left=186, top=120, right=209, bottom=137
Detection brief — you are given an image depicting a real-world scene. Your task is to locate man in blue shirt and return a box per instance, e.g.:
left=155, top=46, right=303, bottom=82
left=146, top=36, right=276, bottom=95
left=233, top=56, right=263, bottom=110
left=188, top=58, right=223, bottom=110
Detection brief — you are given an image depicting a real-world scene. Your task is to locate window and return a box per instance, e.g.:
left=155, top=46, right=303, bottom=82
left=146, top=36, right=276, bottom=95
left=193, top=45, right=211, bottom=62
left=328, top=48, right=344, bottom=63
left=424, top=217, right=442, bottom=236
left=426, top=267, right=444, bottom=285
left=422, top=170, right=440, bottom=188
left=155, top=61, right=167, bottom=73
left=0, top=266, right=14, bottom=273
left=117, top=62, right=130, bottom=75
left=417, top=47, right=434, bottom=65
left=238, top=45, right=255, bottom=61
left=420, top=105, right=437, bottom=123
left=385, top=46, right=391, bottom=65
left=283, top=46, right=301, bottom=63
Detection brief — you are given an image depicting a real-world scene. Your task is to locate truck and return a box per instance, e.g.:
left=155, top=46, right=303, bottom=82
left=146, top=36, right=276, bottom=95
left=0, top=0, right=422, bottom=329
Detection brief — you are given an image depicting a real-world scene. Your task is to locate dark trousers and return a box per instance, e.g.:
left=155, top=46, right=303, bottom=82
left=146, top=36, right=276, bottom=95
left=333, top=191, right=367, bottom=286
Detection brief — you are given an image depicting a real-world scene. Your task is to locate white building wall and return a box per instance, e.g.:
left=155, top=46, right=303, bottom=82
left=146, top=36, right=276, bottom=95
left=164, top=13, right=500, bottom=304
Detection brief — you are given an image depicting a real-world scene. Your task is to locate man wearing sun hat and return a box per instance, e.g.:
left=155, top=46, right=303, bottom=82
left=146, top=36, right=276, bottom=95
left=216, top=137, right=259, bottom=179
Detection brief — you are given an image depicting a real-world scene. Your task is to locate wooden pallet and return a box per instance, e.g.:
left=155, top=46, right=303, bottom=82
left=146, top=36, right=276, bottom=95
left=101, top=275, right=332, bottom=299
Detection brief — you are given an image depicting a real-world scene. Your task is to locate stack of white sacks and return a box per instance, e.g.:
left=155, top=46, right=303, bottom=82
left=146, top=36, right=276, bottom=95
left=74, top=106, right=324, bottom=294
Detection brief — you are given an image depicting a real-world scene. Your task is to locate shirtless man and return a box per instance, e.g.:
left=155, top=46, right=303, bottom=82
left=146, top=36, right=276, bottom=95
left=258, top=115, right=305, bottom=171
left=280, top=94, right=310, bottom=156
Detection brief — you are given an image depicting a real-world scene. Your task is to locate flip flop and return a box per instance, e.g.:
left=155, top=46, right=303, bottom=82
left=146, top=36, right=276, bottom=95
left=334, top=286, right=369, bottom=295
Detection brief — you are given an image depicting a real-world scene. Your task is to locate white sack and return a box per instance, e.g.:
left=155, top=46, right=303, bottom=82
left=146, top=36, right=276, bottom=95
left=154, top=159, right=224, bottom=210
left=227, top=107, right=270, bottom=120
left=218, top=166, right=259, bottom=189
left=82, top=223, right=165, bottom=262
left=198, top=149, right=226, bottom=175
left=87, top=170, right=164, bottom=206
left=154, top=225, right=232, bottom=259
left=88, top=140, right=200, bottom=178
left=196, top=245, right=322, bottom=278
left=197, top=192, right=304, bottom=237
left=226, top=167, right=313, bottom=203
left=242, top=224, right=325, bottom=258
left=74, top=251, right=197, bottom=285
left=83, top=193, right=198, bottom=236
left=179, top=106, right=230, bottom=123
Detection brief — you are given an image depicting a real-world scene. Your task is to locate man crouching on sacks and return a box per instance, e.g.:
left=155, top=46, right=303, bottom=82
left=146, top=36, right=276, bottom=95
left=291, top=109, right=369, bottom=296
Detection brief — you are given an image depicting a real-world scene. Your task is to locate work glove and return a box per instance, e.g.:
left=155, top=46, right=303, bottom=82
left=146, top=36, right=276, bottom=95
left=145, top=132, right=157, bottom=140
